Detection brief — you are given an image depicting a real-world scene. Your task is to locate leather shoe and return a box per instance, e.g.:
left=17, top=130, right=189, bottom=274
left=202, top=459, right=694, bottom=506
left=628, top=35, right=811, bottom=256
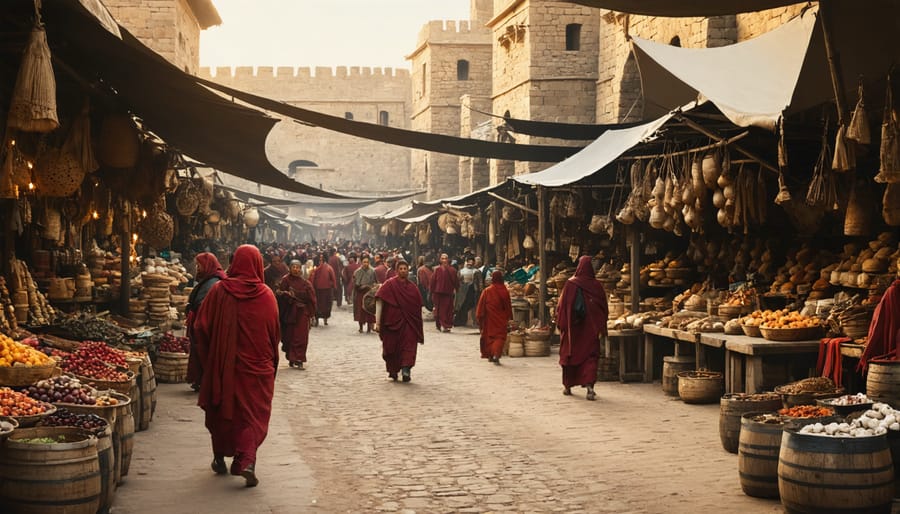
left=241, top=464, right=259, bottom=487
left=211, top=457, right=227, bottom=475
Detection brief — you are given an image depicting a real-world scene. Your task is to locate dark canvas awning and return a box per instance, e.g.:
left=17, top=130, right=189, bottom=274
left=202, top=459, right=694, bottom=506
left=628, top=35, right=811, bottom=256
left=36, top=0, right=351, bottom=198
left=503, top=117, right=643, bottom=141
left=564, top=1, right=807, bottom=17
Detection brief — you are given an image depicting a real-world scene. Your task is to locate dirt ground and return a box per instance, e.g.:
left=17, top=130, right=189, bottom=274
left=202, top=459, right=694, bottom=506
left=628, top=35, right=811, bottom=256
left=112, top=305, right=856, bottom=513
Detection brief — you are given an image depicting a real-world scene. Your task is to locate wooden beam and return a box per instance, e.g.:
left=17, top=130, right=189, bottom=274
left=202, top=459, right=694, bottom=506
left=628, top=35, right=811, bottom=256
left=621, top=131, right=749, bottom=161
left=818, top=1, right=849, bottom=124
left=676, top=115, right=780, bottom=175
left=487, top=191, right=538, bottom=216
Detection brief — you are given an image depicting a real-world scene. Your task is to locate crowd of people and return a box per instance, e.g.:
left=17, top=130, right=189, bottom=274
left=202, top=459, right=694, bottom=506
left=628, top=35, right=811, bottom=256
left=179, top=240, right=609, bottom=488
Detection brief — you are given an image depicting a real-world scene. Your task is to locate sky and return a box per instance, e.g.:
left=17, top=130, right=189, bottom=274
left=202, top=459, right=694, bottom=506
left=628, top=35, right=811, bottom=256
left=200, top=0, right=471, bottom=72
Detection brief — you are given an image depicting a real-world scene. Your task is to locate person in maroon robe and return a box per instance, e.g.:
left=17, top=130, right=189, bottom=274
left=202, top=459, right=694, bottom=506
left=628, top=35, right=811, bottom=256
left=276, top=260, right=316, bottom=369
left=859, top=275, right=900, bottom=371
left=186, top=253, right=227, bottom=391
left=342, top=253, right=360, bottom=305
left=416, top=256, right=433, bottom=312
left=430, top=253, right=459, bottom=333
left=556, top=255, right=608, bottom=401
left=477, top=270, right=512, bottom=365
left=263, top=252, right=288, bottom=291
left=375, top=260, right=424, bottom=382
left=327, top=249, right=344, bottom=308
left=193, top=245, right=280, bottom=487
left=374, top=254, right=388, bottom=283
left=354, top=255, right=378, bottom=333
left=311, top=253, right=337, bottom=325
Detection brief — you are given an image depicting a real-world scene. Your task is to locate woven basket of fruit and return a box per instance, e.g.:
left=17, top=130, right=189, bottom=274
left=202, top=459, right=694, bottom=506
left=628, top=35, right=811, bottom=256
left=759, top=326, right=824, bottom=342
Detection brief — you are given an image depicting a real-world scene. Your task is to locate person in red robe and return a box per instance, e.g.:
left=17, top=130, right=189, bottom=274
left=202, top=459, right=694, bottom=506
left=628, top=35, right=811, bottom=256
left=374, top=254, right=388, bottom=283
left=416, top=256, right=433, bottom=312
left=263, top=252, right=288, bottom=291
left=354, top=255, right=378, bottom=333
left=556, top=255, right=608, bottom=401
left=859, top=277, right=900, bottom=371
left=193, top=245, right=280, bottom=487
left=311, top=253, right=336, bottom=325
left=342, top=253, right=360, bottom=305
left=375, top=260, right=424, bottom=382
left=430, top=253, right=459, bottom=332
left=186, top=252, right=227, bottom=391
left=327, top=249, right=344, bottom=308
left=477, top=270, right=512, bottom=365
left=276, top=260, right=316, bottom=370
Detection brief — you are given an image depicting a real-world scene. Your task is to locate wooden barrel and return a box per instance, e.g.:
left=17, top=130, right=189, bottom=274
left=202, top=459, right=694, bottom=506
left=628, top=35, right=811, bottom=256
left=888, top=431, right=900, bottom=500
left=778, top=427, right=894, bottom=513
left=677, top=371, right=723, bottom=404
left=0, top=427, right=101, bottom=514
left=866, top=360, right=900, bottom=407
left=738, top=412, right=786, bottom=498
left=111, top=393, right=133, bottom=485
left=154, top=351, right=189, bottom=383
left=96, top=426, right=115, bottom=514
left=137, top=356, right=155, bottom=431
left=662, top=356, right=695, bottom=396
left=720, top=394, right=783, bottom=454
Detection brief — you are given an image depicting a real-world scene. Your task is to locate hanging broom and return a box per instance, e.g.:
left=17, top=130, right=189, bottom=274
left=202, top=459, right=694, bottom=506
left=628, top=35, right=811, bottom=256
left=875, top=74, right=900, bottom=183
left=847, top=81, right=871, bottom=145
left=8, top=0, right=58, bottom=133
left=775, top=117, right=792, bottom=205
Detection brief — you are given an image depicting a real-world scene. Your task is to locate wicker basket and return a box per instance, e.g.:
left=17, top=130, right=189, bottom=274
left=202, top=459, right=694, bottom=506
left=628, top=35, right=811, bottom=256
left=73, top=371, right=135, bottom=396
left=775, top=385, right=844, bottom=408
left=9, top=403, right=56, bottom=427
left=718, top=305, right=744, bottom=318
left=665, top=268, right=693, bottom=280
left=759, top=326, right=824, bottom=342
left=0, top=362, right=57, bottom=387
left=677, top=371, right=724, bottom=404
left=741, top=323, right=762, bottom=338
left=35, top=146, right=85, bottom=197
left=0, top=415, right=18, bottom=439
left=174, top=180, right=200, bottom=216
left=139, top=208, right=174, bottom=250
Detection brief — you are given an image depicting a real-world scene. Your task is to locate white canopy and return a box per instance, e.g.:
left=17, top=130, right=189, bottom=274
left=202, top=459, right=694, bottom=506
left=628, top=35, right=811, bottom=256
left=513, top=112, right=675, bottom=187
left=631, top=6, right=818, bottom=130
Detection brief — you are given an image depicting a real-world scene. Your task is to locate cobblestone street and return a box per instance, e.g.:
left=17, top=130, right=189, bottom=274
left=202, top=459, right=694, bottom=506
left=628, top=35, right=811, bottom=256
left=115, top=305, right=782, bottom=513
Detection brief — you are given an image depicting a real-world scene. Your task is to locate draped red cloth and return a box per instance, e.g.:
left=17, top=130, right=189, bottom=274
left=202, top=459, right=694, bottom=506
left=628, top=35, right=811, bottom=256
left=312, top=263, right=336, bottom=319
left=859, top=280, right=900, bottom=371
left=386, top=268, right=397, bottom=281
left=417, top=266, right=433, bottom=292
left=194, top=245, right=280, bottom=473
left=277, top=273, right=316, bottom=364
left=557, top=256, right=609, bottom=387
left=376, top=276, right=424, bottom=374
left=476, top=271, right=512, bottom=359
left=186, top=253, right=226, bottom=385
left=431, top=264, right=458, bottom=330
left=342, top=261, right=360, bottom=302
left=374, top=263, right=388, bottom=284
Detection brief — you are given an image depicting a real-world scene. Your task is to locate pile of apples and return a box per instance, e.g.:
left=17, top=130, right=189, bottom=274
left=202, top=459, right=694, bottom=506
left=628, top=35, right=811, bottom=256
left=159, top=333, right=190, bottom=354
left=61, top=353, right=129, bottom=382
left=0, top=387, right=51, bottom=416
left=75, top=341, right=128, bottom=367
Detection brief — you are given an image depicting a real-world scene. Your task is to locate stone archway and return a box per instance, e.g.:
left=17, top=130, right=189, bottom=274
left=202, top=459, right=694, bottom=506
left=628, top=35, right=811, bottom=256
left=617, top=52, right=644, bottom=123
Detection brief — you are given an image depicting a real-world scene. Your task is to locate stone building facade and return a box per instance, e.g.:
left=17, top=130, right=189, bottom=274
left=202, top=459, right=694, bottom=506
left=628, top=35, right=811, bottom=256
left=407, top=2, right=493, bottom=200
left=103, top=0, right=220, bottom=74
left=198, top=66, right=412, bottom=195
left=487, top=0, right=601, bottom=180
left=595, top=5, right=809, bottom=123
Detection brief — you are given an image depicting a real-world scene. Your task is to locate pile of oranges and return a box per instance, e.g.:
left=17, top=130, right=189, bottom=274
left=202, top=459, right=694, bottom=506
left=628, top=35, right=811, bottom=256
left=0, top=387, right=49, bottom=416
left=744, top=309, right=822, bottom=329
left=0, top=334, right=53, bottom=367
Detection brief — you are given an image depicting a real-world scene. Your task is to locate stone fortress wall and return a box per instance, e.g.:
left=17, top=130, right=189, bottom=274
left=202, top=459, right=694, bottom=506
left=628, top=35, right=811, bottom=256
left=198, top=66, right=412, bottom=194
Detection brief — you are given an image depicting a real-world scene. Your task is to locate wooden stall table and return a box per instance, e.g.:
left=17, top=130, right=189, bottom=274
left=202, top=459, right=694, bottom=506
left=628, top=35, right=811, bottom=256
left=839, top=342, right=866, bottom=394
left=606, top=328, right=644, bottom=383
left=723, top=335, right=821, bottom=394
left=698, top=333, right=728, bottom=372
left=642, top=324, right=700, bottom=383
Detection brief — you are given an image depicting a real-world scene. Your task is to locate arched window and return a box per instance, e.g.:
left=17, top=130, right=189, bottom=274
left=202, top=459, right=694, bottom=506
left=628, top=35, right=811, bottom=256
left=379, top=110, right=389, bottom=126
left=457, top=59, right=470, bottom=81
left=565, top=24, right=581, bottom=51
left=288, top=159, right=318, bottom=178
left=344, top=112, right=354, bottom=120
left=669, top=35, right=682, bottom=47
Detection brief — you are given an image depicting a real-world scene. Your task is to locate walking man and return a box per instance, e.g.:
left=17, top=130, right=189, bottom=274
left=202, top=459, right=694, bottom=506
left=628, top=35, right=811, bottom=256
left=353, top=255, right=378, bottom=333
left=430, top=253, right=458, bottom=333
left=476, top=270, right=512, bottom=365
left=375, top=260, right=424, bottom=382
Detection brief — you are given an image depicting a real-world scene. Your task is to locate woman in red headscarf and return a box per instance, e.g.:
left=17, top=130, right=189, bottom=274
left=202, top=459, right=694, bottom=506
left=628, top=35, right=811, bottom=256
left=476, top=270, right=512, bottom=365
left=556, top=256, right=608, bottom=401
left=185, top=253, right=227, bottom=391
left=193, top=245, right=280, bottom=487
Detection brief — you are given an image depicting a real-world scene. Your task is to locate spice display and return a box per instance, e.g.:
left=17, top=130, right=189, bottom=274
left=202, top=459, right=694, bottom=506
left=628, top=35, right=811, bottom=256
left=776, top=377, right=839, bottom=394
left=0, top=387, right=51, bottom=416
left=751, top=413, right=787, bottom=424
left=57, top=314, right=124, bottom=344
left=25, top=376, right=96, bottom=405
left=777, top=405, right=834, bottom=418
left=728, top=392, right=781, bottom=402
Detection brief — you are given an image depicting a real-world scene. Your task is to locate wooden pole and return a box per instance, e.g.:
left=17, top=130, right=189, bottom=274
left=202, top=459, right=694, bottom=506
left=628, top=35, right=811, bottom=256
left=491, top=200, right=500, bottom=267
left=119, top=201, right=130, bottom=315
left=537, top=185, right=548, bottom=326
left=629, top=225, right=640, bottom=315
left=818, top=0, right=848, bottom=124
left=676, top=115, right=780, bottom=175
left=487, top=191, right=539, bottom=216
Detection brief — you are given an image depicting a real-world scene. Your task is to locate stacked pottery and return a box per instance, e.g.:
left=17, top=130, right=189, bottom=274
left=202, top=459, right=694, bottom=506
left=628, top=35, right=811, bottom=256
left=142, top=274, right=171, bottom=326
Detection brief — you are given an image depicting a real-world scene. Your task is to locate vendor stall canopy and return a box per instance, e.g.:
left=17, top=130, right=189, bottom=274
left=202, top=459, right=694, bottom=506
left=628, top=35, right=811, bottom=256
left=630, top=2, right=900, bottom=129
left=564, top=0, right=812, bottom=17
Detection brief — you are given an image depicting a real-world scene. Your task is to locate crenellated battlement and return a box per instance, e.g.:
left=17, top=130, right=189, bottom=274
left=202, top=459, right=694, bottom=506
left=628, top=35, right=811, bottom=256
left=414, top=19, right=491, bottom=48
left=199, top=66, right=411, bottom=80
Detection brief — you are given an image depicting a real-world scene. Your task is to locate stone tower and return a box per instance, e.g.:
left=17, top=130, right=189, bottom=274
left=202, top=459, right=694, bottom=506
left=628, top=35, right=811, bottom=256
left=488, top=0, right=600, bottom=180
left=407, top=2, right=492, bottom=200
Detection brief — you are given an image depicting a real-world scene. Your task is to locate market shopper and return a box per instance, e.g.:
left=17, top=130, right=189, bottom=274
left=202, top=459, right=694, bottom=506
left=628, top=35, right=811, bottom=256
left=276, top=260, right=316, bottom=369
left=858, top=266, right=900, bottom=370
left=454, top=256, right=481, bottom=327
left=311, top=253, right=337, bottom=326
left=476, top=270, right=513, bottom=365
left=193, top=245, right=280, bottom=487
left=375, top=260, right=424, bottom=382
left=328, top=248, right=344, bottom=308
left=342, top=253, right=360, bottom=305
left=556, top=255, right=608, bottom=401
left=374, top=254, right=389, bottom=283
left=431, top=253, right=459, bottom=332
left=185, top=252, right=227, bottom=391
left=416, top=256, right=433, bottom=311
left=353, top=255, right=378, bottom=333
left=263, top=252, right=288, bottom=291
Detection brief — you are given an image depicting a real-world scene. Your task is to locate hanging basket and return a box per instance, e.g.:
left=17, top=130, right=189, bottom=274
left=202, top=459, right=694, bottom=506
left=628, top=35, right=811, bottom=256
left=97, top=114, right=140, bottom=168
left=844, top=177, right=872, bottom=236
left=174, top=180, right=200, bottom=216
left=884, top=183, right=900, bottom=226
left=139, top=207, right=174, bottom=249
left=876, top=76, right=900, bottom=183
left=8, top=23, right=58, bottom=133
left=34, top=146, right=85, bottom=197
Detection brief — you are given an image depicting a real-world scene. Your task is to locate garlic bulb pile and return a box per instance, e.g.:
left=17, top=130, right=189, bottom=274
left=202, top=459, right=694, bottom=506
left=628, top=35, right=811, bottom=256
left=798, top=402, right=900, bottom=438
